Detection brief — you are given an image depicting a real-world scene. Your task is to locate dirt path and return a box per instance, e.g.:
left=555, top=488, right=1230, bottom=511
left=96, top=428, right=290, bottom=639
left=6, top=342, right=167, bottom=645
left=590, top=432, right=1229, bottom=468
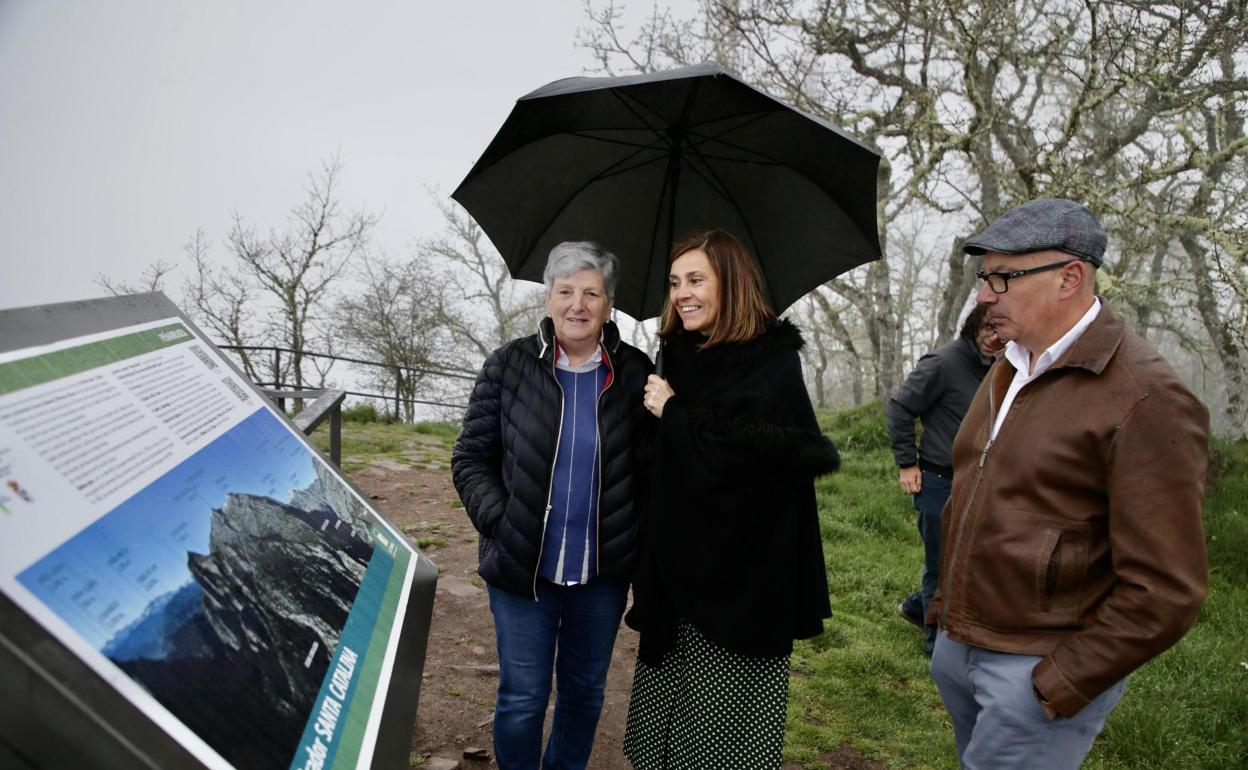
left=349, top=460, right=879, bottom=770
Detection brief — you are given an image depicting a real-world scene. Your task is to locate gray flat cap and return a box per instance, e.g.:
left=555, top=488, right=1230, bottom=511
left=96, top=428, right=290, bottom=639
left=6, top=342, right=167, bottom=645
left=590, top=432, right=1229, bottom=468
left=963, top=198, right=1107, bottom=266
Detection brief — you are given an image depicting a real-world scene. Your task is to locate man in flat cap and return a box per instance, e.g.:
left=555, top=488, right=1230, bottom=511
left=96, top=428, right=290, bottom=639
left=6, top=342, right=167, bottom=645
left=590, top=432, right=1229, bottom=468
left=927, top=198, right=1210, bottom=769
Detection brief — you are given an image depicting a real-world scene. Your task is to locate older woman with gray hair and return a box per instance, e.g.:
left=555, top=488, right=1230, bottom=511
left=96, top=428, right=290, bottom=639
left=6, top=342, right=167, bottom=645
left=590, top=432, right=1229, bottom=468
left=452, top=240, right=653, bottom=770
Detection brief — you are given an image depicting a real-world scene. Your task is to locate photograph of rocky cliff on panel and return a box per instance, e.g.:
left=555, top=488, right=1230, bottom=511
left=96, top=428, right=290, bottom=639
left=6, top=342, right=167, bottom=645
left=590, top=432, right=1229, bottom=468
left=19, top=408, right=379, bottom=770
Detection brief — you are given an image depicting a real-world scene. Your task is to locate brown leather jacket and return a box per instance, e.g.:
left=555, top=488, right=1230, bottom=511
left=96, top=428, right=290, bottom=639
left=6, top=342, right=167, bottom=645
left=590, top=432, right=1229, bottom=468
left=928, top=301, right=1209, bottom=718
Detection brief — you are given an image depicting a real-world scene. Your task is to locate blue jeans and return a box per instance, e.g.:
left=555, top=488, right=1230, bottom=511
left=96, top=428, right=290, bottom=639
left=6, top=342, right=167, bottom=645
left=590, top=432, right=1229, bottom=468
left=488, top=578, right=628, bottom=770
left=901, top=470, right=951, bottom=655
left=931, top=631, right=1126, bottom=769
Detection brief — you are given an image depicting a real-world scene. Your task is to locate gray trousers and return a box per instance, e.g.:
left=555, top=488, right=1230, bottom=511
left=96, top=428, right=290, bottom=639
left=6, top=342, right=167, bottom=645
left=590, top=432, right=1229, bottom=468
left=930, top=631, right=1126, bottom=770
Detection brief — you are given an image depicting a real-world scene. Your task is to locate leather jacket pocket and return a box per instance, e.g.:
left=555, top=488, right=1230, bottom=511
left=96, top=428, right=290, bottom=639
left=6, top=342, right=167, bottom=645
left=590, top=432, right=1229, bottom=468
left=966, top=510, right=1091, bottom=630
left=1039, top=530, right=1061, bottom=613
left=1042, top=525, right=1090, bottom=626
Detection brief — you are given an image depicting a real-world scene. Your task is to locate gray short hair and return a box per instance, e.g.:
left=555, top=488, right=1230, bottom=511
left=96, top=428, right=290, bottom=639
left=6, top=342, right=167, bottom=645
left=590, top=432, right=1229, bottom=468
left=543, top=241, right=619, bottom=298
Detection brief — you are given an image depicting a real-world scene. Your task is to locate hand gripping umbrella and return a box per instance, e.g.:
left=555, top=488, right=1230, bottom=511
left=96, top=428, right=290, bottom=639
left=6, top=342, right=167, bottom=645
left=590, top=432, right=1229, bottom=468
left=452, top=62, right=882, bottom=322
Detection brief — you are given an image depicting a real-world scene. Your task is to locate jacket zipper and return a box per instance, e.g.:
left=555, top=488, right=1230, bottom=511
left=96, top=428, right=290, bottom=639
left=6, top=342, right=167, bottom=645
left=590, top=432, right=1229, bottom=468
left=532, top=331, right=564, bottom=601
left=592, top=348, right=615, bottom=577
left=939, top=371, right=997, bottom=629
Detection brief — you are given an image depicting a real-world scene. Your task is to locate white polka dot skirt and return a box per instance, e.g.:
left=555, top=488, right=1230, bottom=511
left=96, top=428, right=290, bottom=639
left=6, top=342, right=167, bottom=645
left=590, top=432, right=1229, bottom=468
left=623, top=620, right=790, bottom=769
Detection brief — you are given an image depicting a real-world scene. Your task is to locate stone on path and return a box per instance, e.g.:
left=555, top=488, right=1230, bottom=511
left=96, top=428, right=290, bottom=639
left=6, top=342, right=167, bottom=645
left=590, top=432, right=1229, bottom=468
left=449, top=664, right=499, bottom=675
left=423, top=758, right=460, bottom=770
left=436, top=575, right=484, bottom=599
left=368, top=457, right=410, bottom=473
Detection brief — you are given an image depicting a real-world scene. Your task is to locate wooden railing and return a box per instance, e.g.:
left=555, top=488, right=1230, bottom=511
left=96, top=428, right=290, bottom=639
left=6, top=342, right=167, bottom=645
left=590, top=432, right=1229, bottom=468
left=263, top=388, right=346, bottom=466
left=216, top=344, right=474, bottom=418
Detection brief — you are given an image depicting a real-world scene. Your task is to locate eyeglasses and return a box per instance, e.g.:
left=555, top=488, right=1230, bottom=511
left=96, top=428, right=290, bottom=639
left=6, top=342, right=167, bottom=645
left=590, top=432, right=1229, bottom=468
left=976, top=258, right=1086, bottom=294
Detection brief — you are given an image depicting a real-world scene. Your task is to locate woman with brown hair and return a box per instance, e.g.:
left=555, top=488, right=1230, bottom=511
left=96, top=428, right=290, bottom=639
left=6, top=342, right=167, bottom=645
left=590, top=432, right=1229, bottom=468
left=623, top=230, right=841, bottom=769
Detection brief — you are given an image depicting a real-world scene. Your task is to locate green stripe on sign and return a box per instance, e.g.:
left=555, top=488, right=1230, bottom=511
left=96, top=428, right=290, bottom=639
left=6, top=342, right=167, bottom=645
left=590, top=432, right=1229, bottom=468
left=0, top=323, right=192, bottom=395
left=289, top=541, right=393, bottom=770
left=331, top=536, right=412, bottom=769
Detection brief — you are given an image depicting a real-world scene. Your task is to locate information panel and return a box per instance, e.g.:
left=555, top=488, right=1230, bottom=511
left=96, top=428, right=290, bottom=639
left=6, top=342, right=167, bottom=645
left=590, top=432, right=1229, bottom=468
left=0, top=307, right=432, bottom=770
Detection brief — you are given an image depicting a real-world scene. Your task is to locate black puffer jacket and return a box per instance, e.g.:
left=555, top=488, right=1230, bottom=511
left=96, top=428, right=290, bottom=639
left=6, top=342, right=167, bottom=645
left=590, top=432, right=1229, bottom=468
left=452, top=318, right=653, bottom=598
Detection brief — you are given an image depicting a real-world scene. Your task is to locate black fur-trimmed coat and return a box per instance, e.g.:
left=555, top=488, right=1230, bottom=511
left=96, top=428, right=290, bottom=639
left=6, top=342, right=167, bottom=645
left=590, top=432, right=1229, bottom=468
left=451, top=317, right=653, bottom=598
left=626, top=319, right=840, bottom=662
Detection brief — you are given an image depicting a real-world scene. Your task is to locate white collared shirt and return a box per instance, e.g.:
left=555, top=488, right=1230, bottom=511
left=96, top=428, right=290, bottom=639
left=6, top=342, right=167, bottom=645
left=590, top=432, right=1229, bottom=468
left=555, top=342, right=604, bottom=371
left=991, top=298, right=1102, bottom=439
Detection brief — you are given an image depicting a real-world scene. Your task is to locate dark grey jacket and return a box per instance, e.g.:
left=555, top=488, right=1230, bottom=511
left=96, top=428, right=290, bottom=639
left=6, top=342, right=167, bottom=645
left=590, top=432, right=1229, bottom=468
left=886, top=336, right=990, bottom=474
left=451, top=317, right=653, bottom=599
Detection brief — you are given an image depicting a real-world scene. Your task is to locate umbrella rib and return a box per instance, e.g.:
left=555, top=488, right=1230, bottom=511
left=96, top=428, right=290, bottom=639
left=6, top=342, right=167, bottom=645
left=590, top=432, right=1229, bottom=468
left=565, top=130, right=672, bottom=151
left=557, top=123, right=795, bottom=196
left=681, top=146, right=746, bottom=220
left=568, top=132, right=789, bottom=184
left=607, top=89, right=676, bottom=150
left=513, top=131, right=669, bottom=265
left=518, top=133, right=673, bottom=258
left=670, top=151, right=785, bottom=166
left=683, top=112, right=789, bottom=165
left=590, top=153, right=669, bottom=182
left=576, top=108, right=781, bottom=162
left=686, top=114, right=856, bottom=207
left=606, top=89, right=683, bottom=147
left=665, top=130, right=738, bottom=203
left=579, top=139, right=668, bottom=182
left=532, top=93, right=687, bottom=210
left=684, top=109, right=772, bottom=143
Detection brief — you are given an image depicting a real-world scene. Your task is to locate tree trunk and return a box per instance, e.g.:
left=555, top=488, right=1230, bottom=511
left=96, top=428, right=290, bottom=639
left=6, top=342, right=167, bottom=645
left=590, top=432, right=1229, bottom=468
left=1134, top=239, right=1171, bottom=339
left=865, top=259, right=903, bottom=402
left=934, top=242, right=979, bottom=344
left=1181, top=233, right=1245, bottom=433
left=809, top=290, right=867, bottom=408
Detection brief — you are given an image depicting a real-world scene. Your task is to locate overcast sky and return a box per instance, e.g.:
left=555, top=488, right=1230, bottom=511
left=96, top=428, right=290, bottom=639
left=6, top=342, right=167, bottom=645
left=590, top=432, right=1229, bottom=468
left=0, top=0, right=688, bottom=311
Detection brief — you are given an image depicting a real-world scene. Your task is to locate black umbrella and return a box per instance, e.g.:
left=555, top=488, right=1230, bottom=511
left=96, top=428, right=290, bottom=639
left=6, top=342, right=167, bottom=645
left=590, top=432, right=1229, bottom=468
left=452, top=62, right=882, bottom=320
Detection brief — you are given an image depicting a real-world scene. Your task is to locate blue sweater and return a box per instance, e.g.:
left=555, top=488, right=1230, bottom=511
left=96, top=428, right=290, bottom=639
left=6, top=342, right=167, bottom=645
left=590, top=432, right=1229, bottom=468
left=537, top=362, right=606, bottom=584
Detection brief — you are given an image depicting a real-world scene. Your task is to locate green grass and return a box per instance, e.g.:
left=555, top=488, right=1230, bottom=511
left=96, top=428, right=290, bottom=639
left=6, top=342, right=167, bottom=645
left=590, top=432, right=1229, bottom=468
left=1081, top=437, right=1248, bottom=770
left=341, top=401, right=382, bottom=423
left=785, top=404, right=956, bottom=768
left=326, top=409, right=1248, bottom=769
left=308, top=418, right=457, bottom=473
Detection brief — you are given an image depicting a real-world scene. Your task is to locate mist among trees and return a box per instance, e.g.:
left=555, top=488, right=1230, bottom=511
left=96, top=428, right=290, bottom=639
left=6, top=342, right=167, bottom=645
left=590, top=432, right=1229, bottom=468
left=98, top=1, right=1247, bottom=437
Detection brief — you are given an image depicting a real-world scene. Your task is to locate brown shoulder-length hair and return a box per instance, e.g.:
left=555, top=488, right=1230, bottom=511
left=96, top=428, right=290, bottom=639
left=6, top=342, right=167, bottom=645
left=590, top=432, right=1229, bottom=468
left=658, top=229, right=775, bottom=347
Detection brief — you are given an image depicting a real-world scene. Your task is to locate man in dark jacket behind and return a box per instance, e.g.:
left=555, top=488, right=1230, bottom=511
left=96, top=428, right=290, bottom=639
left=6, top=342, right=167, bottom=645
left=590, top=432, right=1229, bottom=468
left=929, top=199, right=1209, bottom=769
left=886, top=302, right=999, bottom=655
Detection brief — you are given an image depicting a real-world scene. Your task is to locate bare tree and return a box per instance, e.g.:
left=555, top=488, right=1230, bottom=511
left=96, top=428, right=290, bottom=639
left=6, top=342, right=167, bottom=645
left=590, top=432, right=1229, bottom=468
left=797, top=297, right=833, bottom=408
left=224, top=155, right=376, bottom=391
left=805, top=288, right=866, bottom=407
left=181, top=229, right=266, bottom=382
left=423, top=195, right=546, bottom=368
left=333, top=255, right=466, bottom=421
left=95, top=260, right=176, bottom=296
left=582, top=0, right=1248, bottom=433
left=183, top=156, right=377, bottom=392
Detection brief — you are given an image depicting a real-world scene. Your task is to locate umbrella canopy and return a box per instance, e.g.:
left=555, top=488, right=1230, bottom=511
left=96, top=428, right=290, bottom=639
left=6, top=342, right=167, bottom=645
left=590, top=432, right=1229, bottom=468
left=452, top=62, right=882, bottom=320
